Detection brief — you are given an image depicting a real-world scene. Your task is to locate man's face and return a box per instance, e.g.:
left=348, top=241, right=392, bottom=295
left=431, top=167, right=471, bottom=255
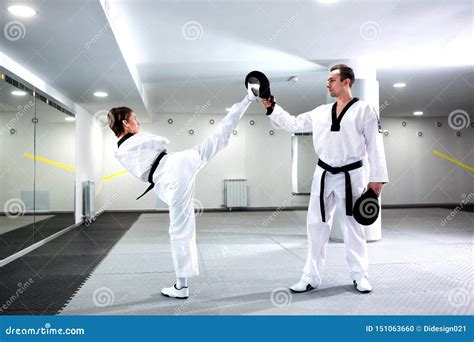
left=123, top=112, right=140, bottom=134
left=326, top=70, right=347, bottom=97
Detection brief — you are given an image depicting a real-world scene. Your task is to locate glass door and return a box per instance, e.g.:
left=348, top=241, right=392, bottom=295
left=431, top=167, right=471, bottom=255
left=0, top=73, right=35, bottom=259
left=0, top=70, right=76, bottom=260
left=33, top=96, right=76, bottom=242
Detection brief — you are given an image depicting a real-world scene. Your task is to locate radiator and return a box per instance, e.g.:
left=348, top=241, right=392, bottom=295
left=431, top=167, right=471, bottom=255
left=224, top=179, right=248, bottom=209
left=82, top=181, right=95, bottom=224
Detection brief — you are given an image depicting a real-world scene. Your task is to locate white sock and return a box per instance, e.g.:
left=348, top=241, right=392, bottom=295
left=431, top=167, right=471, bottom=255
left=176, top=277, right=188, bottom=289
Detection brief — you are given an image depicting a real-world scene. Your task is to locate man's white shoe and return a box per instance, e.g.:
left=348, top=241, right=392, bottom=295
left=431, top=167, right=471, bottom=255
left=161, top=284, right=189, bottom=299
left=247, top=82, right=260, bottom=102
left=353, top=277, right=372, bottom=293
left=290, top=279, right=316, bottom=293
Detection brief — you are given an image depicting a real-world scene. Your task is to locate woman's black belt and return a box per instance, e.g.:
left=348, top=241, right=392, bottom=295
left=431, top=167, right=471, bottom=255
left=136, top=150, right=168, bottom=200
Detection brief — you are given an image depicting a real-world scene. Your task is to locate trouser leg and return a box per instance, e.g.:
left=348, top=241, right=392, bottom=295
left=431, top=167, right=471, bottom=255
left=335, top=194, right=369, bottom=282
left=302, top=191, right=337, bottom=287
left=168, top=182, right=199, bottom=278
left=193, top=97, right=251, bottom=168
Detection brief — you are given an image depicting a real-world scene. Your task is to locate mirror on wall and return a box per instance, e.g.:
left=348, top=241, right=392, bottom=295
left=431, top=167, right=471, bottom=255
left=0, top=72, right=35, bottom=259
left=0, top=69, right=76, bottom=260
left=33, top=92, right=76, bottom=243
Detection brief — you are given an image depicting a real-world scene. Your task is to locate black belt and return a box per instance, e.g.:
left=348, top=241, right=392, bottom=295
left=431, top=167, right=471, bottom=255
left=136, top=150, right=167, bottom=200
left=318, top=158, right=363, bottom=222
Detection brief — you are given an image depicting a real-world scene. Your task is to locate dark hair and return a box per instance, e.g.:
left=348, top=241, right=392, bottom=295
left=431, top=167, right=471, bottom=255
left=330, top=64, right=355, bottom=87
left=108, top=107, right=133, bottom=137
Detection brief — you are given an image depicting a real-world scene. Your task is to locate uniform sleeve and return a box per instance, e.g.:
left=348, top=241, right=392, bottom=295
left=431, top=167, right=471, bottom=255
left=269, top=104, right=313, bottom=133
left=139, top=132, right=169, bottom=146
left=362, top=105, right=389, bottom=183
left=154, top=135, right=170, bottom=145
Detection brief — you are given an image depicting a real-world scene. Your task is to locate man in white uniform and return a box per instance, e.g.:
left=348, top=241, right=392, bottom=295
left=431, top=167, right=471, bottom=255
left=262, top=64, right=389, bottom=293
left=108, top=87, right=258, bottom=299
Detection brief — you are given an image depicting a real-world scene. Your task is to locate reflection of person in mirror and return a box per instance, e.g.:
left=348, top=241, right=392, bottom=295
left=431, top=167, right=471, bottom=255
left=262, top=64, right=388, bottom=294
left=107, top=89, right=258, bottom=299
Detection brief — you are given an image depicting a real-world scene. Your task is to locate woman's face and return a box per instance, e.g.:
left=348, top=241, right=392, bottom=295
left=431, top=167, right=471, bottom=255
left=124, top=111, right=140, bottom=134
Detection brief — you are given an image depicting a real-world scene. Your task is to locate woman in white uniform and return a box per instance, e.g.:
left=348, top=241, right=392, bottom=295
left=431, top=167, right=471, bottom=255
left=108, top=86, right=259, bottom=299
left=262, top=64, right=389, bottom=294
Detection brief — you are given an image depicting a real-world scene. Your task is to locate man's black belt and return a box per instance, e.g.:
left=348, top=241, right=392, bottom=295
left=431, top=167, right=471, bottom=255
left=136, top=150, right=167, bottom=200
left=318, top=158, right=363, bottom=222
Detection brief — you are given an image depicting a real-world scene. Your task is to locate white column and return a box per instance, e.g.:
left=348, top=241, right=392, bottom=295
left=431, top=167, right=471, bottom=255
left=327, top=59, right=382, bottom=242
left=74, top=107, right=106, bottom=224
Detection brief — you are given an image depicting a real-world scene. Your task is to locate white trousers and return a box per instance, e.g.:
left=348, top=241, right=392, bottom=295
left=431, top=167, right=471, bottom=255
left=302, top=188, right=369, bottom=287
left=153, top=97, right=251, bottom=277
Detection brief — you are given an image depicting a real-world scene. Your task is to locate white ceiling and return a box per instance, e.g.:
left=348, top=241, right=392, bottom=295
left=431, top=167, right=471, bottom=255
left=0, top=0, right=147, bottom=118
left=1, top=0, right=472, bottom=120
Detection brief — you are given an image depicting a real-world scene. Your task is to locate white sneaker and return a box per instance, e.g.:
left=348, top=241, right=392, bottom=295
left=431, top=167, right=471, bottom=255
left=247, top=82, right=260, bottom=101
left=353, top=277, right=372, bottom=293
left=290, top=279, right=316, bottom=293
left=161, top=284, right=189, bottom=299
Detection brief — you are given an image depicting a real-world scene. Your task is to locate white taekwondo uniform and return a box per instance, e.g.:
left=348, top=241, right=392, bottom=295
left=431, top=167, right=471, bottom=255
left=115, top=97, right=252, bottom=277
left=269, top=97, right=389, bottom=286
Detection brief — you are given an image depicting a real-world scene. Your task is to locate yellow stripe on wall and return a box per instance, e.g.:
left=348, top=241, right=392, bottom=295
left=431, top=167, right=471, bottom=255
left=102, top=170, right=128, bottom=180
left=24, top=153, right=76, bottom=171
left=23, top=152, right=130, bottom=196
left=432, top=150, right=473, bottom=172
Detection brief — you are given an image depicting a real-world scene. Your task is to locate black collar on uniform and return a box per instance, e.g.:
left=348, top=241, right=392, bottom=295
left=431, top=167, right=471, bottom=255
left=117, top=132, right=135, bottom=148
left=330, top=97, right=359, bottom=132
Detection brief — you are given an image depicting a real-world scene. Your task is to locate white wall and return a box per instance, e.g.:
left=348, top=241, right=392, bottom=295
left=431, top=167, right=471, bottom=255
left=381, top=116, right=473, bottom=205
left=3, top=102, right=469, bottom=218
left=99, top=112, right=473, bottom=211
left=100, top=105, right=293, bottom=210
